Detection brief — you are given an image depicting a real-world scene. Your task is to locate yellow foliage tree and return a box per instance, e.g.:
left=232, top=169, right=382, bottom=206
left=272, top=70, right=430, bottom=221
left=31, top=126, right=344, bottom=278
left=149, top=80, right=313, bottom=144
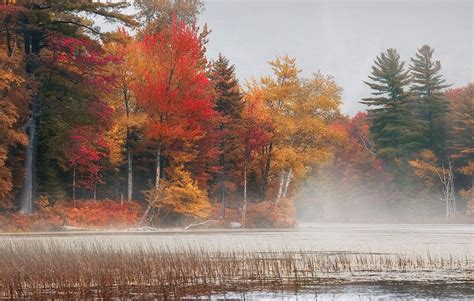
left=447, top=85, right=473, bottom=177
left=252, top=55, right=344, bottom=203
left=409, top=150, right=456, bottom=218
left=145, top=165, right=211, bottom=224
left=103, top=29, right=147, bottom=201
left=240, top=86, right=273, bottom=224
left=445, top=85, right=473, bottom=217
left=409, top=150, right=440, bottom=188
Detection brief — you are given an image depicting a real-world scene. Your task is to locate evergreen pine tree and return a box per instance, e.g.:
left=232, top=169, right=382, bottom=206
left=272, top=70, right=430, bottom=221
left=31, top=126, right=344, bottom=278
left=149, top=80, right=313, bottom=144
left=209, top=54, right=244, bottom=120
left=409, top=45, right=450, bottom=158
left=361, top=48, right=422, bottom=162
left=208, top=54, right=243, bottom=218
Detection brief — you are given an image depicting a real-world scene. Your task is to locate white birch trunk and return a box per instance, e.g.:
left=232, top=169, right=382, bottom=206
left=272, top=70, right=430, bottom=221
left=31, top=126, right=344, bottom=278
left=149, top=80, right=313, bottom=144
left=437, top=159, right=456, bottom=219
left=446, top=160, right=455, bottom=218
left=449, top=160, right=456, bottom=216
left=282, top=168, right=292, bottom=198
left=276, top=169, right=286, bottom=205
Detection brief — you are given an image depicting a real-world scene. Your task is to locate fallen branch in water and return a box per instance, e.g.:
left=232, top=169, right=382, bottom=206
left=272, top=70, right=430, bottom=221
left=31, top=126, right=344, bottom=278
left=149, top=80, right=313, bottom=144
left=184, top=219, right=216, bottom=230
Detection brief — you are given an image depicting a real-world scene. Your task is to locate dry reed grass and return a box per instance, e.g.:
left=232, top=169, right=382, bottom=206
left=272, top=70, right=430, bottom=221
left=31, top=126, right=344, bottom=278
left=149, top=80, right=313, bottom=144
left=0, top=240, right=471, bottom=299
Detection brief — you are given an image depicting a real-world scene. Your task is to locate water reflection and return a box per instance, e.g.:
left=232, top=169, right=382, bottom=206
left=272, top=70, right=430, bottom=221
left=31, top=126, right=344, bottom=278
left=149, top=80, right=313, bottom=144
left=191, top=283, right=474, bottom=301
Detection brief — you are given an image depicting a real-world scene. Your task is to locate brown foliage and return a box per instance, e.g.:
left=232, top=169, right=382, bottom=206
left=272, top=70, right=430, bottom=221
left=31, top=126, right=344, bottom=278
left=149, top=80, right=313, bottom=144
left=211, top=198, right=295, bottom=228
left=246, top=198, right=295, bottom=228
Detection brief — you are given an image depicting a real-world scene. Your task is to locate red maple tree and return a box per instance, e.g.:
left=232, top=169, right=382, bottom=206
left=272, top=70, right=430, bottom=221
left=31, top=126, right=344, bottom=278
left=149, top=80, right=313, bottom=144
left=131, top=19, right=215, bottom=184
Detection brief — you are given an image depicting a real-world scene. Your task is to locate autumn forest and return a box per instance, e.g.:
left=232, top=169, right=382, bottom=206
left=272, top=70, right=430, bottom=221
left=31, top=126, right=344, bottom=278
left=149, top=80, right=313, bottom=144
left=0, top=0, right=472, bottom=231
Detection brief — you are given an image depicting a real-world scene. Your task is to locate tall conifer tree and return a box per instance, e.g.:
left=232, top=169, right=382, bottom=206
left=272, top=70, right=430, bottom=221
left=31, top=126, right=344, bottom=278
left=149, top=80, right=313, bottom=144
left=208, top=54, right=243, bottom=218
left=409, top=45, right=450, bottom=158
left=361, top=48, right=422, bottom=162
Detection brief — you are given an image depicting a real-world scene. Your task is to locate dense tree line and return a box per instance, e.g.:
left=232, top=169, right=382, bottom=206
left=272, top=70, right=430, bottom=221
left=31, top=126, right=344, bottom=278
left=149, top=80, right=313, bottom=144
left=0, top=1, right=472, bottom=225
left=357, top=47, right=472, bottom=220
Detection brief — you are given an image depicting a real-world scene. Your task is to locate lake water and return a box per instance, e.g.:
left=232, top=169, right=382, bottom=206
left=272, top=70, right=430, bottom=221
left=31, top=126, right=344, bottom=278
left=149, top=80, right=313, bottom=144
left=1, top=224, right=472, bottom=300
left=192, top=283, right=474, bottom=300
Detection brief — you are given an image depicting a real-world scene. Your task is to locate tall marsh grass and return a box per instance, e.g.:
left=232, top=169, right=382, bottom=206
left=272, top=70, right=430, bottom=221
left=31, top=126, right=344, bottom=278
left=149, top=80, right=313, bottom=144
left=0, top=240, right=471, bottom=299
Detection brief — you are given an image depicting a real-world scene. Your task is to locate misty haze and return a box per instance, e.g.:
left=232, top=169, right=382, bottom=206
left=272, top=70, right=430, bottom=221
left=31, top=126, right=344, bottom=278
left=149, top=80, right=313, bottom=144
left=0, top=0, right=472, bottom=300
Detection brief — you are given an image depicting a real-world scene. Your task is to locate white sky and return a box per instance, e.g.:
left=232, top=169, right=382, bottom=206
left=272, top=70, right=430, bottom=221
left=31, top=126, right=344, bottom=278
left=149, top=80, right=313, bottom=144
left=97, top=0, right=473, bottom=115
left=200, top=0, right=474, bottom=114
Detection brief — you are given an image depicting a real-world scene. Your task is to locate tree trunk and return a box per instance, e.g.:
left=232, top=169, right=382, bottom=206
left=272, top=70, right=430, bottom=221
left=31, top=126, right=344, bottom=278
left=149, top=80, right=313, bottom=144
left=124, top=85, right=133, bottom=201
left=93, top=181, right=97, bottom=201
left=155, top=146, right=161, bottom=189
left=20, top=22, right=42, bottom=213
left=282, top=168, right=292, bottom=198
left=139, top=146, right=161, bottom=226
left=438, top=159, right=456, bottom=219
left=241, top=163, right=248, bottom=227
left=446, top=159, right=455, bottom=218
left=261, top=142, right=272, bottom=199
left=275, top=169, right=286, bottom=205
left=20, top=112, right=37, bottom=214
left=127, top=148, right=133, bottom=201
left=450, top=160, right=456, bottom=216
left=72, top=166, right=76, bottom=205
left=220, top=151, right=226, bottom=219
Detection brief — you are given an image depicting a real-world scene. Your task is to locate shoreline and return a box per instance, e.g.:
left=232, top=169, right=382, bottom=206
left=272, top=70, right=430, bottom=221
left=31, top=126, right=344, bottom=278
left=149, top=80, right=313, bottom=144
left=0, top=222, right=472, bottom=236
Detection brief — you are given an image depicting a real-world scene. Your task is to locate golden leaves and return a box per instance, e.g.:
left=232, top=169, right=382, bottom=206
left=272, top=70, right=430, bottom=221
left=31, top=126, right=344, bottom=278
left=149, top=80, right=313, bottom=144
left=146, top=165, right=211, bottom=220
left=254, top=55, right=343, bottom=183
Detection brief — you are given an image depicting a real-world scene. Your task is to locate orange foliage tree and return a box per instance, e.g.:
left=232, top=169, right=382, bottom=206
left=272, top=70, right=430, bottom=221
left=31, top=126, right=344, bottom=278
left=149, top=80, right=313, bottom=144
left=240, top=87, right=273, bottom=224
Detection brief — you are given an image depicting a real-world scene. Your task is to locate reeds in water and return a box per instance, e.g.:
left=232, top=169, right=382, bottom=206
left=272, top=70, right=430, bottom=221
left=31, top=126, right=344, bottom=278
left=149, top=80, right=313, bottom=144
left=0, top=240, right=471, bottom=299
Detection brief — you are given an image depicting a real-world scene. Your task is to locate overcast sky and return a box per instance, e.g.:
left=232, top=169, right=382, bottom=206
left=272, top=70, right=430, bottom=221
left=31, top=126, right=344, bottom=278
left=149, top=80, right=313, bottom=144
left=99, top=0, right=472, bottom=115
left=197, top=0, right=473, bottom=114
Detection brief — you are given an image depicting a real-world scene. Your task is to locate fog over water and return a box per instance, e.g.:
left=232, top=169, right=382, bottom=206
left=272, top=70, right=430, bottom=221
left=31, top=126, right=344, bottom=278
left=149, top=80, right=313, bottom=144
left=3, top=224, right=472, bottom=258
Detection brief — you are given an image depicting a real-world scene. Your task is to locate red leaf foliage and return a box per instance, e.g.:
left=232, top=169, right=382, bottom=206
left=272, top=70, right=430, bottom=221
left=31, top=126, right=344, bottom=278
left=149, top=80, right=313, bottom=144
left=60, top=200, right=143, bottom=228
left=67, top=122, right=110, bottom=189
left=0, top=200, right=143, bottom=232
left=131, top=19, right=214, bottom=148
left=45, top=35, right=119, bottom=92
